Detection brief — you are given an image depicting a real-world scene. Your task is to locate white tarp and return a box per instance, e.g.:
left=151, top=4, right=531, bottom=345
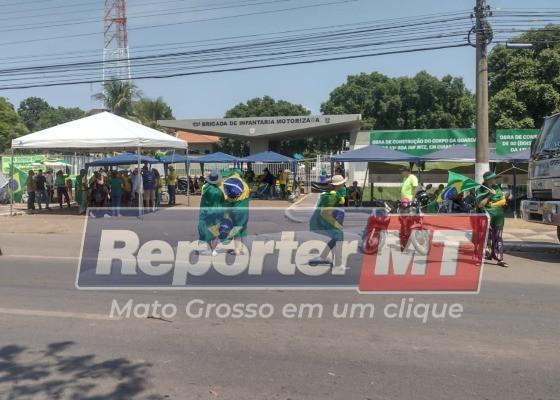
left=11, top=111, right=187, bottom=151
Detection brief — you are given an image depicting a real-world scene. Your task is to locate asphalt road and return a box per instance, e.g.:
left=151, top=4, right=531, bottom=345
left=1, top=229, right=559, bottom=400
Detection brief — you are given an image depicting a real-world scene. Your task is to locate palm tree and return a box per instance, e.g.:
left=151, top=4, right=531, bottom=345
left=92, top=79, right=142, bottom=117
left=134, top=97, right=174, bottom=128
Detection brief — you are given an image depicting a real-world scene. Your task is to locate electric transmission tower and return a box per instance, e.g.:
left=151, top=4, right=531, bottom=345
left=103, top=0, right=131, bottom=84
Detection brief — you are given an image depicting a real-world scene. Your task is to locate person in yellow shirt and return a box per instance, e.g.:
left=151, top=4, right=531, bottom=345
left=278, top=169, right=290, bottom=200
left=167, top=165, right=177, bottom=205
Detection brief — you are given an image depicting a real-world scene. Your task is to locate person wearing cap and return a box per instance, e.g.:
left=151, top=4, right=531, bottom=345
left=26, top=170, right=37, bottom=214
left=167, top=165, right=177, bottom=205
left=309, top=174, right=348, bottom=270
left=198, top=170, right=226, bottom=256
left=400, top=166, right=418, bottom=202
left=476, top=171, right=508, bottom=267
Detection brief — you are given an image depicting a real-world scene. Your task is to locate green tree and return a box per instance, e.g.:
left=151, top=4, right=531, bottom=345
left=321, top=71, right=475, bottom=130
left=17, top=97, right=52, bottom=132
left=34, top=107, right=85, bottom=131
left=488, top=25, right=560, bottom=132
left=133, top=97, right=174, bottom=130
left=93, top=79, right=142, bottom=117
left=222, top=96, right=312, bottom=156
left=0, top=98, right=28, bottom=152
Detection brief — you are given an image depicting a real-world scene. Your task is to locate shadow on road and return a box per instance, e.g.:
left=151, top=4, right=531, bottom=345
left=0, top=341, right=161, bottom=399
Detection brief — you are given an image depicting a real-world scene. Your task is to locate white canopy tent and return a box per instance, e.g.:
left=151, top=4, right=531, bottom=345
left=11, top=111, right=187, bottom=151
left=10, top=111, right=188, bottom=216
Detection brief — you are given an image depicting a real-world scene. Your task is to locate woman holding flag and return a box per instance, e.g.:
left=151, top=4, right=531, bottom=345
left=476, top=171, right=508, bottom=268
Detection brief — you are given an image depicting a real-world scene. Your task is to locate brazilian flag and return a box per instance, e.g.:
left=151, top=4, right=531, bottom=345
left=7, top=165, right=28, bottom=203
left=309, top=190, right=345, bottom=240
left=154, top=149, right=173, bottom=161
left=198, top=183, right=226, bottom=242
left=427, top=171, right=480, bottom=212
left=220, top=170, right=250, bottom=239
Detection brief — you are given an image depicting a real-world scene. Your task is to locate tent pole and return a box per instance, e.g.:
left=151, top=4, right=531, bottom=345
left=186, top=158, right=190, bottom=206
left=137, top=143, right=142, bottom=218
left=513, top=163, right=517, bottom=220
left=10, top=148, right=14, bottom=217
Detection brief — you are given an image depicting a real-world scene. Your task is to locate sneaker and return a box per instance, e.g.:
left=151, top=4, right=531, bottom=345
left=309, top=257, right=332, bottom=266
left=332, top=264, right=349, bottom=271
left=198, top=249, right=217, bottom=256
left=103, top=214, right=111, bottom=218
left=89, top=211, right=96, bottom=218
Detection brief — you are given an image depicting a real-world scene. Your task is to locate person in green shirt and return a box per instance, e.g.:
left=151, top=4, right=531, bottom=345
left=309, top=174, right=347, bottom=269
left=108, top=171, right=124, bottom=217
left=476, top=171, right=507, bottom=267
left=400, top=166, right=418, bottom=201
left=198, top=170, right=226, bottom=256
left=55, top=170, right=71, bottom=209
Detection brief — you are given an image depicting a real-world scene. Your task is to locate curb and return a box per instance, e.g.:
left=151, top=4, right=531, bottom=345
left=504, top=242, right=560, bottom=253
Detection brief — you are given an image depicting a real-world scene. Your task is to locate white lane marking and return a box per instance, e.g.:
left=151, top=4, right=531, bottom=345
left=0, top=307, right=120, bottom=320
left=3, top=254, right=79, bottom=260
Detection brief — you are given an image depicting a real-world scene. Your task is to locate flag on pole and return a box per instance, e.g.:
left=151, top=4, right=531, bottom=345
left=436, top=171, right=480, bottom=202
left=7, top=165, right=28, bottom=203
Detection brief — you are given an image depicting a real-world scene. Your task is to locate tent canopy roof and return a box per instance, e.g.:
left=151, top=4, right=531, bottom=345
left=243, top=151, right=295, bottom=163
left=419, top=145, right=513, bottom=162
left=190, top=152, right=242, bottom=164
left=162, top=154, right=189, bottom=164
left=11, top=112, right=188, bottom=152
left=331, top=145, right=419, bottom=162
left=86, top=152, right=160, bottom=168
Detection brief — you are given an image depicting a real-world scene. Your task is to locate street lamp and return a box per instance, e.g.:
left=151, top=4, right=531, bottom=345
left=505, top=43, right=533, bottom=50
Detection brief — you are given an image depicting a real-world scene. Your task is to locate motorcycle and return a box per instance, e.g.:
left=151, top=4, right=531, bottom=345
left=395, top=185, right=432, bottom=255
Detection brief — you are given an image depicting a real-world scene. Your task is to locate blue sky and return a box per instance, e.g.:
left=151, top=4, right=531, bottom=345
left=1, top=0, right=558, bottom=119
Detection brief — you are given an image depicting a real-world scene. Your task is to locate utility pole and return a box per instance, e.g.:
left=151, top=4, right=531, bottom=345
left=474, top=0, right=493, bottom=183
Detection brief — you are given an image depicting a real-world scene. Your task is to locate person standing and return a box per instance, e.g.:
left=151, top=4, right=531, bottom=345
left=55, top=170, right=71, bottom=209
left=35, top=169, right=50, bottom=210
left=278, top=169, right=290, bottom=200
left=108, top=170, right=124, bottom=217
left=77, top=169, right=89, bottom=215
left=400, top=166, right=418, bottom=202
left=26, top=170, right=37, bottom=214
left=153, top=168, right=163, bottom=209
left=476, top=171, right=508, bottom=267
left=309, top=174, right=347, bottom=270
left=141, top=166, right=155, bottom=211
left=167, top=165, right=177, bottom=205
left=221, top=169, right=250, bottom=255
left=198, top=170, right=226, bottom=256
left=132, top=168, right=142, bottom=207
left=121, top=170, right=133, bottom=207
left=45, top=169, right=54, bottom=203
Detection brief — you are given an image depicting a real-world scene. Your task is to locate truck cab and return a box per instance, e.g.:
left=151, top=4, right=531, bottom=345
left=520, top=112, right=560, bottom=242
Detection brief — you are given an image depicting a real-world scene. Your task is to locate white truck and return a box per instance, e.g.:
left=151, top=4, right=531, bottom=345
left=520, top=112, right=560, bottom=242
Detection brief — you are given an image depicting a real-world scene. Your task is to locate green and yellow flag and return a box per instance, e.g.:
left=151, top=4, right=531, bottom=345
left=427, top=171, right=481, bottom=212
left=436, top=171, right=480, bottom=202
left=7, top=165, right=28, bottom=203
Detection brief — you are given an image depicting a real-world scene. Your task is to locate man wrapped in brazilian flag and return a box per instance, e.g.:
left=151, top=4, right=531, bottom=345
left=309, top=174, right=347, bottom=269
left=198, top=170, right=226, bottom=256
left=476, top=171, right=508, bottom=268
left=220, top=169, right=250, bottom=254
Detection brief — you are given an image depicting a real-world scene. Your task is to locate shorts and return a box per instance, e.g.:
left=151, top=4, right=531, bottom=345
left=144, top=189, right=155, bottom=201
